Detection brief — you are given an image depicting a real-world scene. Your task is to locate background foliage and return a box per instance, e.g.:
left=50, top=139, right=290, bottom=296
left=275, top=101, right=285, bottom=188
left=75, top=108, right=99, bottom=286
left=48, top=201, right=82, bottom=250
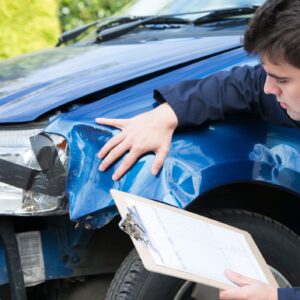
left=0, top=0, right=133, bottom=59
left=0, top=0, right=60, bottom=59
left=59, top=0, right=133, bottom=32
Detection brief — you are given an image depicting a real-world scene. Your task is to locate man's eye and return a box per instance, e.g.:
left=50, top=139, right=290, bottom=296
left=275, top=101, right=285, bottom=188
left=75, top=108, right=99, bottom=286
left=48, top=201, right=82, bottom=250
left=277, top=80, right=288, bottom=84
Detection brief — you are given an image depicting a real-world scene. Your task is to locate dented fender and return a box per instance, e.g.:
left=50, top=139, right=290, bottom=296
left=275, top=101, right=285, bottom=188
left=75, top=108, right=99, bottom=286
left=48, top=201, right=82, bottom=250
left=47, top=111, right=300, bottom=229
left=45, top=48, right=300, bottom=228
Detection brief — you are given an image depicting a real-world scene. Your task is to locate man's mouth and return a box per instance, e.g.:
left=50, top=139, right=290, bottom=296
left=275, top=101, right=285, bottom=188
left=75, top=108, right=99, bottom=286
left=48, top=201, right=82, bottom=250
left=279, top=102, right=288, bottom=109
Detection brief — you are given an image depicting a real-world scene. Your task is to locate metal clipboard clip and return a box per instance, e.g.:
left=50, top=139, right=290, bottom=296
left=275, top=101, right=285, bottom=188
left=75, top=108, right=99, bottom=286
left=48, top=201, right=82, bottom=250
left=119, top=204, right=165, bottom=264
left=119, top=206, right=149, bottom=244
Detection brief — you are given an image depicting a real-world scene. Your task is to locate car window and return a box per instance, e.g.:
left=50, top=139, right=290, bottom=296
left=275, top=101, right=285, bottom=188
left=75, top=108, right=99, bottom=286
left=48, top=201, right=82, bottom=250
left=122, top=0, right=264, bottom=16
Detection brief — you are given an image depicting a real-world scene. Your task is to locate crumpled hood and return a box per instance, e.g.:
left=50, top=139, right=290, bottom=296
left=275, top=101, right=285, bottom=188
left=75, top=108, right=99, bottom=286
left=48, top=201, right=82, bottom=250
left=0, top=36, right=241, bottom=123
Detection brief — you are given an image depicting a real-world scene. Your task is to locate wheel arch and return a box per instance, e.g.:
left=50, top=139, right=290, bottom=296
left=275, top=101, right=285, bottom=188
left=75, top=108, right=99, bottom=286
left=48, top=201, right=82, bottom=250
left=186, top=181, right=300, bottom=236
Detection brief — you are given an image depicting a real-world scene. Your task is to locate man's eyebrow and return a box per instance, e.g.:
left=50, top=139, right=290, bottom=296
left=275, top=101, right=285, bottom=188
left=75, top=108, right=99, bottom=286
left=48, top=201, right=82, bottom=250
left=267, top=72, right=290, bottom=81
left=260, top=58, right=291, bottom=80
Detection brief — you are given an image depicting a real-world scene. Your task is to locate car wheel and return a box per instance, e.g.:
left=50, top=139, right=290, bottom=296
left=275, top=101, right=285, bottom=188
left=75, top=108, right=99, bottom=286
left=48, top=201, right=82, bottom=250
left=106, top=209, right=300, bottom=300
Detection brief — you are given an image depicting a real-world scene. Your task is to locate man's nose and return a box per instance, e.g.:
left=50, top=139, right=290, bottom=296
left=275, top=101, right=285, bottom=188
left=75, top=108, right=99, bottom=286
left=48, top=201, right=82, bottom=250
left=264, top=76, right=281, bottom=95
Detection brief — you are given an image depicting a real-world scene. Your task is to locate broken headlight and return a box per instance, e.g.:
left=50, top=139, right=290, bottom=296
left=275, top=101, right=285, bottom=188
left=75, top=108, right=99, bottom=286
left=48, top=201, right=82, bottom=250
left=0, top=127, right=68, bottom=215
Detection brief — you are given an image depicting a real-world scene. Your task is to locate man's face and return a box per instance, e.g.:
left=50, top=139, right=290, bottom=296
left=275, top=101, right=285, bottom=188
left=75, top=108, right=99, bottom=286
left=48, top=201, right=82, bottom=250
left=262, top=56, right=300, bottom=121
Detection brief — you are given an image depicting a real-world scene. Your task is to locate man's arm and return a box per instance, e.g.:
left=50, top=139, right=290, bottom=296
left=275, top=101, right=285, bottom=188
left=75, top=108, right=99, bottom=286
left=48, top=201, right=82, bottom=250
left=154, top=64, right=294, bottom=127
left=96, top=64, right=293, bottom=180
left=278, top=288, right=300, bottom=300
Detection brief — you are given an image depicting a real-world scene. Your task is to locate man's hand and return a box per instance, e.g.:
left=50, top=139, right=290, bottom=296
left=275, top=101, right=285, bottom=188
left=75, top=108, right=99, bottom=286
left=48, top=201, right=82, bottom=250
left=96, top=103, right=178, bottom=180
left=219, top=269, right=278, bottom=300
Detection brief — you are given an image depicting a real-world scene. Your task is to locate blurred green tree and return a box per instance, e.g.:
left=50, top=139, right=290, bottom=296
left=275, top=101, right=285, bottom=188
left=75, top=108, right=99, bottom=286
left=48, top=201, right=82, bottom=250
left=59, top=0, right=133, bottom=32
left=0, top=0, right=133, bottom=59
left=0, top=0, right=60, bottom=59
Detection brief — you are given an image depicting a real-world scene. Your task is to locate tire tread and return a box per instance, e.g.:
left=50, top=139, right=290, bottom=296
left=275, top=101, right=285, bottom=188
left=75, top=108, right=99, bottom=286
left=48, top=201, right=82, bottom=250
left=106, top=250, right=148, bottom=299
left=206, top=209, right=300, bottom=242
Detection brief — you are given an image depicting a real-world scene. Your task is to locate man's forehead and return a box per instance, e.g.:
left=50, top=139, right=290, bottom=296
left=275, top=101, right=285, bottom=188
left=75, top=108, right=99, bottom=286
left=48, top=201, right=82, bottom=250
left=260, top=55, right=282, bottom=66
left=260, top=55, right=300, bottom=79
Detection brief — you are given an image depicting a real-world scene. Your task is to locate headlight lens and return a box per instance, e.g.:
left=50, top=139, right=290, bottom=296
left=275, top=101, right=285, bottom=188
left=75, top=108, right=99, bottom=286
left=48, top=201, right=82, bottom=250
left=0, top=128, right=68, bottom=215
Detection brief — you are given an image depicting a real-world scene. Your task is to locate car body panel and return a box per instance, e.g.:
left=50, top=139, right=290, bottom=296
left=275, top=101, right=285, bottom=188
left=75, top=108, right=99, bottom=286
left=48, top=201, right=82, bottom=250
left=46, top=47, right=300, bottom=228
left=0, top=36, right=241, bottom=123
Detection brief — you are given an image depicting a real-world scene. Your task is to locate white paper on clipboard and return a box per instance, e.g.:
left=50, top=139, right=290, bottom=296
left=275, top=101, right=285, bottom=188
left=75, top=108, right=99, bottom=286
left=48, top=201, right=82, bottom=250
left=112, top=189, right=278, bottom=290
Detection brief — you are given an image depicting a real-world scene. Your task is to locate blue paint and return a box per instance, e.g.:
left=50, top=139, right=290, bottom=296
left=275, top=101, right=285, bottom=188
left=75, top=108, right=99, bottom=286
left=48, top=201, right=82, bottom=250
left=0, top=36, right=241, bottom=123
left=45, top=48, right=300, bottom=228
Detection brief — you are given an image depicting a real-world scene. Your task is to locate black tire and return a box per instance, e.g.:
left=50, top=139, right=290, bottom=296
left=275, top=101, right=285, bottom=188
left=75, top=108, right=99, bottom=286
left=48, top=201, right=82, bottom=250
left=106, top=249, right=185, bottom=300
left=106, top=209, right=300, bottom=300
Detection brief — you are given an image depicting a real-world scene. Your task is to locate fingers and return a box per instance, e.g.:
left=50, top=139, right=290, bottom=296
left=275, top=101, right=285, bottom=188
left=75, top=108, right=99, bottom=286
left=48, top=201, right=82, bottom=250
left=101, top=144, right=170, bottom=180
left=112, top=151, right=142, bottom=181
left=95, top=117, right=127, bottom=129
left=96, top=113, right=173, bottom=179
left=151, top=147, right=169, bottom=176
left=98, top=139, right=170, bottom=179
left=113, top=145, right=170, bottom=180
left=99, top=141, right=130, bottom=173
left=224, top=269, right=257, bottom=287
left=98, top=133, right=125, bottom=161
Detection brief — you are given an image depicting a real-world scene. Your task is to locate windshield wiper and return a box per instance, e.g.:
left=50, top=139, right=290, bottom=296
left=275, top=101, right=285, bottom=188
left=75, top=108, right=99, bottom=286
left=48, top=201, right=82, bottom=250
left=193, top=6, right=259, bottom=25
left=56, top=16, right=147, bottom=46
left=57, top=15, right=190, bottom=46
left=96, top=15, right=191, bottom=42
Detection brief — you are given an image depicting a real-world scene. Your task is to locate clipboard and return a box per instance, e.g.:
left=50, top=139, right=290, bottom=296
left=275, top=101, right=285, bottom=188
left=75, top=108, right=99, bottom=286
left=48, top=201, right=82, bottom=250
left=111, top=189, right=278, bottom=290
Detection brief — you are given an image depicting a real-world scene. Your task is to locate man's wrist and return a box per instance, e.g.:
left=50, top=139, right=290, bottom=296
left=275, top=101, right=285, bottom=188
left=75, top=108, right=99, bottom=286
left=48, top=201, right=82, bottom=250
left=269, top=286, right=278, bottom=300
left=158, top=103, right=178, bottom=129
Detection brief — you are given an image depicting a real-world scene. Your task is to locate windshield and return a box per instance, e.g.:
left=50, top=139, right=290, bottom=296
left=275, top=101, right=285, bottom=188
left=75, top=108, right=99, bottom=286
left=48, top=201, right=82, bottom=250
left=69, top=0, right=263, bottom=45
left=121, top=0, right=264, bottom=16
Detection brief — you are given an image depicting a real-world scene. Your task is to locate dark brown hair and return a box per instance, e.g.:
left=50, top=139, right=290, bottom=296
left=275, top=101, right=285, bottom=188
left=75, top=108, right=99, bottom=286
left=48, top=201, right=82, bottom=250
left=244, top=0, right=300, bottom=68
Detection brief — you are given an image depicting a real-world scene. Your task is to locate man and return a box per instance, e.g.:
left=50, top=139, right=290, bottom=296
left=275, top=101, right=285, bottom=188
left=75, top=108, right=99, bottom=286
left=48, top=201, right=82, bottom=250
left=96, top=0, right=300, bottom=298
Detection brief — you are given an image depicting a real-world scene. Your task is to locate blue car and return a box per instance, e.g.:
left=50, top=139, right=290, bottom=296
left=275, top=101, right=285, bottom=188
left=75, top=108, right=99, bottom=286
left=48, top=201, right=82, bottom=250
left=1, top=0, right=300, bottom=299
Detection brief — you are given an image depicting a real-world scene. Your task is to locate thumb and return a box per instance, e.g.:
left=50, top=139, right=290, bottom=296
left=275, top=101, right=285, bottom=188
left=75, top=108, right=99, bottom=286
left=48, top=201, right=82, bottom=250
left=95, top=117, right=127, bottom=129
left=224, top=269, right=257, bottom=287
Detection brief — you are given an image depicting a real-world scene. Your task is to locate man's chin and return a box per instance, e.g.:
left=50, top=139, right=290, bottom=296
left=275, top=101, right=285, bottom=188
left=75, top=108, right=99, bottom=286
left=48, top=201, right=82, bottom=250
left=287, top=110, right=300, bottom=121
